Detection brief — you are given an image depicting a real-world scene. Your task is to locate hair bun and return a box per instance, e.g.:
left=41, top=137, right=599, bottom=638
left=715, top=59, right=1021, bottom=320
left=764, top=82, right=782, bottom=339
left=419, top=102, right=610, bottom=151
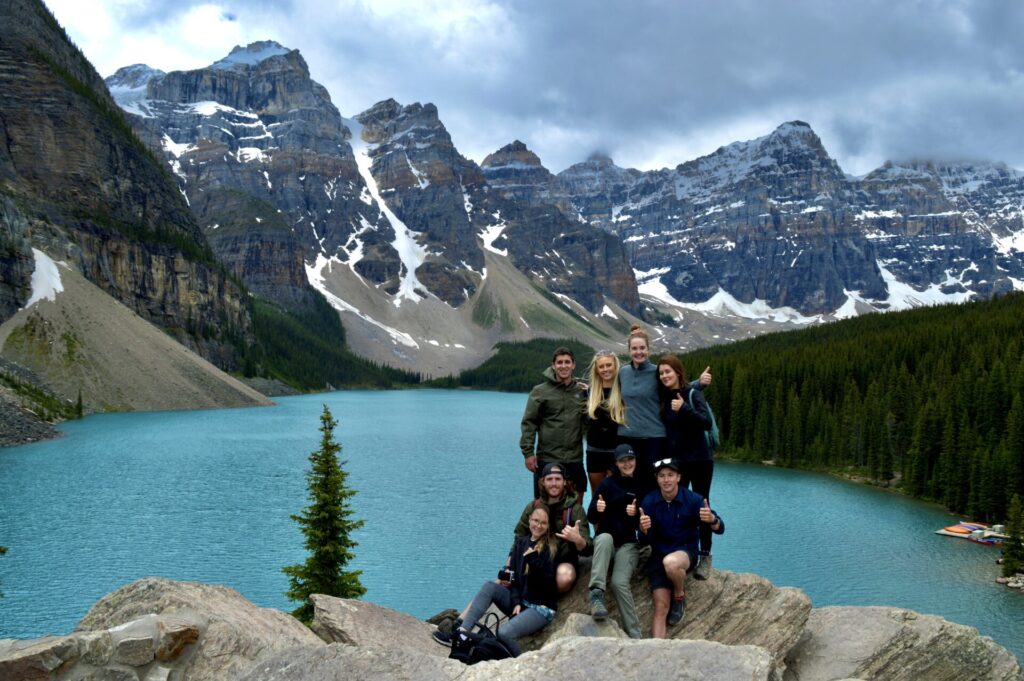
left=629, top=324, right=642, bottom=333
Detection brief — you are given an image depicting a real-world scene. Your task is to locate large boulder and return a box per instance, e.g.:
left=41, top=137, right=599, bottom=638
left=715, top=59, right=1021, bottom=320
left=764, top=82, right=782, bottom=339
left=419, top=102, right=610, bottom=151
left=783, top=606, right=1023, bottom=681
left=0, top=636, right=82, bottom=681
left=235, top=636, right=773, bottom=681
left=310, top=594, right=448, bottom=658
left=0, top=613, right=201, bottom=680
left=522, top=559, right=811, bottom=666
left=75, top=577, right=323, bottom=681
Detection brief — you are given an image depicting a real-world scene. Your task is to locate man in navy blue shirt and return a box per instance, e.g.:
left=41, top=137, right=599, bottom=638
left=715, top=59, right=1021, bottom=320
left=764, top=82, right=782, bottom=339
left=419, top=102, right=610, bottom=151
left=638, top=458, right=724, bottom=637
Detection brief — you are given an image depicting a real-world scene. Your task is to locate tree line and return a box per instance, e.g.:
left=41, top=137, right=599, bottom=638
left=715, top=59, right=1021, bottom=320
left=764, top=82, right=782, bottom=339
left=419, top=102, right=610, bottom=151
left=676, top=293, right=1024, bottom=525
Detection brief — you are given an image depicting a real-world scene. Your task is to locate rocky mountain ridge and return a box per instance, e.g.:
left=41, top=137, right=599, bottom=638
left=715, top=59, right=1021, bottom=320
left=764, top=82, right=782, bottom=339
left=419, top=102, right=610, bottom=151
left=488, top=121, right=1024, bottom=321
left=105, top=42, right=646, bottom=373
left=0, top=0, right=255, bottom=372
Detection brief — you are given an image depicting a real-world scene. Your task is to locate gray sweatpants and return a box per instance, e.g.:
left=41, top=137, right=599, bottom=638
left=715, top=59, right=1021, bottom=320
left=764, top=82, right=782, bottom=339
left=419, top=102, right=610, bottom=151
left=463, top=580, right=549, bottom=656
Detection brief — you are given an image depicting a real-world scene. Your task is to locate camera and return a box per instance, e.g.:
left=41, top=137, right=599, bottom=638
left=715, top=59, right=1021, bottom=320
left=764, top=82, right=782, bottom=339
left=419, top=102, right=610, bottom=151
left=497, top=568, right=515, bottom=582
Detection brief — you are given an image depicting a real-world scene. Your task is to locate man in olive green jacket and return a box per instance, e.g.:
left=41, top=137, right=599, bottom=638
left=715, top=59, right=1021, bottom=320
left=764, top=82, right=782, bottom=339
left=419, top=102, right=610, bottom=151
left=520, top=346, right=588, bottom=497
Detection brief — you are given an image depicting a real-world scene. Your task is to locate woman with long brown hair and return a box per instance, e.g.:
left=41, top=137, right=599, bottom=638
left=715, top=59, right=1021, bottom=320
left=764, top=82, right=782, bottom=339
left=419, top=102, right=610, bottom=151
left=657, top=353, right=717, bottom=580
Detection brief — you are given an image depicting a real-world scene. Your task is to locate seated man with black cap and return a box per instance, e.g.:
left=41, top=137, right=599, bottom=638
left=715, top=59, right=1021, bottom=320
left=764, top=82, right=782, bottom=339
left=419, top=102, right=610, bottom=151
left=638, top=457, right=724, bottom=638
left=513, top=462, right=592, bottom=593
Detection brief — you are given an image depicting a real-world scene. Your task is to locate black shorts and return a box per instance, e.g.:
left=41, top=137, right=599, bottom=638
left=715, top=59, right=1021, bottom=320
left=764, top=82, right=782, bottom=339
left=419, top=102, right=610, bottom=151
left=646, top=549, right=697, bottom=591
left=585, top=447, right=614, bottom=475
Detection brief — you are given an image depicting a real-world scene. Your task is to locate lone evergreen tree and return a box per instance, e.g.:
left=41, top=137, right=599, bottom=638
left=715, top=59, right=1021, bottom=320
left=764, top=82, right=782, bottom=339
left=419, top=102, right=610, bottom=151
left=1002, top=495, right=1024, bottom=578
left=283, top=405, right=365, bottom=623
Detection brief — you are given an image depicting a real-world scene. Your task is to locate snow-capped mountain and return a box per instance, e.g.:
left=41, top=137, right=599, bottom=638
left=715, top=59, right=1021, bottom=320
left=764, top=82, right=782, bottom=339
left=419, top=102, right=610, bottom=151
left=105, top=39, right=1024, bottom=371
left=106, top=43, right=640, bottom=371
left=485, top=122, right=1024, bottom=323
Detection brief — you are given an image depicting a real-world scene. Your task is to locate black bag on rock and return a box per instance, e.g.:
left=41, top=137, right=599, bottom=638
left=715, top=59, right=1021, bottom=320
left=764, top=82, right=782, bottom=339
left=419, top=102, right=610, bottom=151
left=448, top=612, right=515, bottom=664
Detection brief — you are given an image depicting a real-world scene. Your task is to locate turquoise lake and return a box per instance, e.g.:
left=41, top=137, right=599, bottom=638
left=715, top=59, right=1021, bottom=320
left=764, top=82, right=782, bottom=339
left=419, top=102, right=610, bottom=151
left=1, top=389, right=1021, bottom=661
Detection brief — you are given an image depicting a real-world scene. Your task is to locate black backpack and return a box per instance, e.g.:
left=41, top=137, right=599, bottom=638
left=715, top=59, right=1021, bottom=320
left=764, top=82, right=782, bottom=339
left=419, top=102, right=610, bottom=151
left=448, top=612, right=515, bottom=664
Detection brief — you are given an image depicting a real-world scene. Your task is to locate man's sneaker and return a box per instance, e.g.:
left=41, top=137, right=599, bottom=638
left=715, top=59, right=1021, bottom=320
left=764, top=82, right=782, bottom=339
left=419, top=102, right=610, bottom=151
left=432, top=618, right=462, bottom=647
left=589, top=588, right=608, bottom=621
left=694, top=554, right=712, bottom=581
left=667, top=595, right=686, bottom=626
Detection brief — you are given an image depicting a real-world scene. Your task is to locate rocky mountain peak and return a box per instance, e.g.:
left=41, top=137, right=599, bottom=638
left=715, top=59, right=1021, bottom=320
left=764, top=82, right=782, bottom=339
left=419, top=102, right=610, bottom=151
left=355, top=99, right=444, bottom=145
left=481, top=140, right=545, bottom=170
left=586, top=150, right=615, bottom=165
left=211, top=40, right=293, bottom=71
left=481, top=140, right=553, bottom=204
left=106, top=63, right=165, bottom=89
left=105, top=64, right=166, bottom=109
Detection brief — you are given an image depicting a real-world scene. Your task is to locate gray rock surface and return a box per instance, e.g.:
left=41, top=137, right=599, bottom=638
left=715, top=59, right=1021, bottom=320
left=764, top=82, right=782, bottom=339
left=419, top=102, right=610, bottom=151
left=783, top=606, right=1023, bottom=681
left=76, top=577, right=322, bottom=681
left=0, top=635, right=80, bottom=680
left=4, top=576, right=1020, bottom=681
left=236, top=635, right=773, bottom=681
left=542, top=612, right=630, bottom=642
left=310, top=594, right=448, bottom=658
left=523, top=562, right=811, bottom=666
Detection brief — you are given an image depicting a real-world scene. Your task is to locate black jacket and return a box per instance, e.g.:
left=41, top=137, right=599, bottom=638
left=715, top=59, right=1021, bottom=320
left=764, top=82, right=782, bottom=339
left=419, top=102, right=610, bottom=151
left=507, top=535, right=558, bottom=610
left=586, top=471, right=643, bottom=547
left=663, top=387, right=713, bottom=462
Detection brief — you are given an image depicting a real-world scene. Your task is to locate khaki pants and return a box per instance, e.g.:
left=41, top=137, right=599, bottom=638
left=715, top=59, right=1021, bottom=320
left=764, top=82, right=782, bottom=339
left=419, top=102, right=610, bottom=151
left=588, top=533, right=642, bottom=638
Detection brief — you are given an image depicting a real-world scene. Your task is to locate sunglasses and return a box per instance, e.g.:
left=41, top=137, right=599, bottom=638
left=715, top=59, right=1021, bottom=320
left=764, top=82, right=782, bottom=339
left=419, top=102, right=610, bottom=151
left=653, top=458, right=677, bottom=468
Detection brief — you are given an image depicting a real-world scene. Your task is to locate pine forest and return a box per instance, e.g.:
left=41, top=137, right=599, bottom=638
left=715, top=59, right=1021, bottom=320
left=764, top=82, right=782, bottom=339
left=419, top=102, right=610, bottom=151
left=677, top=293, right=1024, bottom=524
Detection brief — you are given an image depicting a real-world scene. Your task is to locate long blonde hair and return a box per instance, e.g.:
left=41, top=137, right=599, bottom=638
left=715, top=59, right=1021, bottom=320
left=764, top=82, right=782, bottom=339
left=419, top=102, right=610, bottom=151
left=587, top=351, right=626, bottom=425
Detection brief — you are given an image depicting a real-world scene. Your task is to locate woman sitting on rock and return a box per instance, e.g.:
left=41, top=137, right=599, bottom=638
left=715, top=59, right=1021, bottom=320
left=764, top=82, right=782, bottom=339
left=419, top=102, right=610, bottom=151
left=432, top=503, right=559, bottom=656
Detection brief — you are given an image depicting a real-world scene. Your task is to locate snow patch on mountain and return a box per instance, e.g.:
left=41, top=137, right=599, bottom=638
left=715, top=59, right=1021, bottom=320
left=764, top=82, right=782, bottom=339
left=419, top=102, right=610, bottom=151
left=345, top=117, right=428, bottom=306
left=24, top=249, right=65, bottom=308
left=305, top=255, right=419, bottom=347
left=480, top=212, right=508, bottom=256
left=875, top=260, right=975, bottom=310
left=992, top=226, right=1024, bottom=254
left=635, top=267, right=821, bottom=324
left=680, top=288, right=822, bottom=324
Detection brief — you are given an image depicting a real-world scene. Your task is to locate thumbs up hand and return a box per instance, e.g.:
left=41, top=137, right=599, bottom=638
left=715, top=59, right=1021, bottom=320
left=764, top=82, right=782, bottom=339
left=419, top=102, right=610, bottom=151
left=596, top=495, right=606, bottom=513
left=626, top=498, right=638, bottom=516
left=699, top=498, right=715, bottom=524
left=671, top=392, right=684, bottom=412
left=639, top=507, right=651, bottom=533
left=700, top=366, right=712, bottom=387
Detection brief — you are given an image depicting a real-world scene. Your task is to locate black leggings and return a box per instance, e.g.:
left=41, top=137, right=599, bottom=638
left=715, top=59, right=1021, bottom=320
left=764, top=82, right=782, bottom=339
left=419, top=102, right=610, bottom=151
left=679, top=459, right=714, bottom=554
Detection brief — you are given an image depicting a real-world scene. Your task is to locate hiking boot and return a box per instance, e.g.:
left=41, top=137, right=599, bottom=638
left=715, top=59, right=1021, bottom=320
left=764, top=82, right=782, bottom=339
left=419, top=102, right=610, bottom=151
left=667, top=595, right=686, bottom=626
left=589, top=588, right=608, bottom=621
left=432, top=618, right=462, bottom=647
left=694, top=554, right=712, bottom=581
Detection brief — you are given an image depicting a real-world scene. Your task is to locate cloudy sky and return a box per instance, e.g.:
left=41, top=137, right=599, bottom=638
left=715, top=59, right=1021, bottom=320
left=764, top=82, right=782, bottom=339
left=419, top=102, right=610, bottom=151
left=47, top=0, right=1024, bottom=175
